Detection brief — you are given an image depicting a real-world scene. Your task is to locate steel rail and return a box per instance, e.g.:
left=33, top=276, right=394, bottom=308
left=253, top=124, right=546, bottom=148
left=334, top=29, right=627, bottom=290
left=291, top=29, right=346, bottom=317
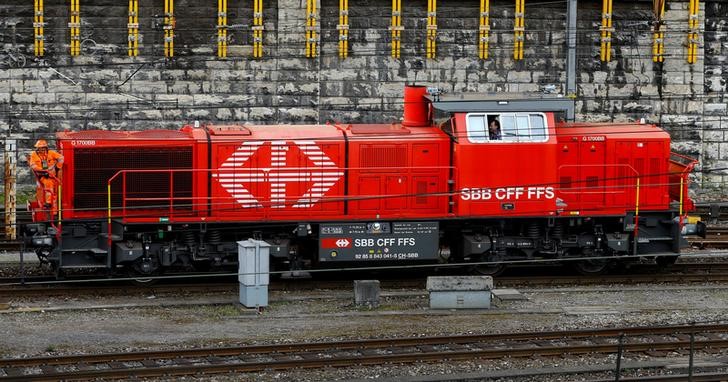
left=1, top=323, right=727, bottom=369
left=3, top=338, right=728, bottom=381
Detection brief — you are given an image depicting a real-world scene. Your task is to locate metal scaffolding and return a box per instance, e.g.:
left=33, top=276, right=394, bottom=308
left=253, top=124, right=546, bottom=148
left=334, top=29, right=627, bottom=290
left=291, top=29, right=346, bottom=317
left=338, top=0, right=348, bottom=59
left=600, top=0, right=613, bottom=62
left=478, top=0, right=490, bottom=60
left=164, top=0, right=175, bottom=58
left=305, top=0, right=318, bottom=58
left=687, top=0, right=699, bottom=64
left=128, top=0, right=139, bottom=57
left=426, top=0, right=437, bottom=59
left=513, top=0, right=524, bottom=60
left=69, top=0, right=80, bottom=56
left=217, top=0, right=228, bottom=58
left=390, top=0, right=402, bottom=58
left=253, top=0, right=264, bottom=58
left=34, top=0, right=45, bottom=56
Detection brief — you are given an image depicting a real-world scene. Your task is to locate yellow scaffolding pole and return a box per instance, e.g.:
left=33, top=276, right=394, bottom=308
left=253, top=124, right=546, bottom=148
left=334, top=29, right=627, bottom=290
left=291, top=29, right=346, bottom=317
left=338, top=0, right=348, bottom=59
left=478, top=0, right=490, bottom=60
left=305, top=0, right=318, bottom=58
left=128, top=0, right=139, bottom=56
left=513, top=0, right=524, bottom=60
left=164, top=0, right=175, bottom=57
left=34, top=0, right=45, bottom=56
left=217, top=0, right=228, bottom=58
left=253, top=0, right=264, bottom=58
left=69, top=0, right=80, bottom=56
left=426, top=0, right=437, bottom=59
left=687, top=0, right=699, bottom=64
left=600, top=0, right=613, bottom=62
left=390, top=0, right=402, bottom=58
left=652, top=0, right=665, bottom=62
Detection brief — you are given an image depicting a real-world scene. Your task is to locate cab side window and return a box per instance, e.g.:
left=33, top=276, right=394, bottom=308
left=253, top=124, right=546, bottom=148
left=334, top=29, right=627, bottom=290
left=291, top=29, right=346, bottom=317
left=466, top=113, right=548, bottom=143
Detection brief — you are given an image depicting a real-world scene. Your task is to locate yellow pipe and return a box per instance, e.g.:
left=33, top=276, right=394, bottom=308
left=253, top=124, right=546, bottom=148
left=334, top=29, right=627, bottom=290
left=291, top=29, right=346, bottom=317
left=39, top=0, right=45, bottom=56
left=57, top=184, right=62, bottom=225
left=107, top=184, right=112, bottom=224
left=679, top=177, right=684, bottom=216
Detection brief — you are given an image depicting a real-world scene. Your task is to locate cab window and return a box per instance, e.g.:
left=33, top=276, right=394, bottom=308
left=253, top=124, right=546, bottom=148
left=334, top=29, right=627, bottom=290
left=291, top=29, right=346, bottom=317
left=465, top=113, right=548, bottom=143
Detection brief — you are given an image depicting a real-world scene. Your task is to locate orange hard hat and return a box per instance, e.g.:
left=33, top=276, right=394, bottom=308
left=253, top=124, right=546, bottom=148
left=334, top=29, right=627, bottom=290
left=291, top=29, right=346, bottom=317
left=34, top=139, right=49, bottom=149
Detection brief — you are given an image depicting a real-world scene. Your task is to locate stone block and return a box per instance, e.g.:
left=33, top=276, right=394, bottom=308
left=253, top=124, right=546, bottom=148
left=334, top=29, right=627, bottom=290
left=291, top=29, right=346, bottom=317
left=129, top=81, right=168, bottom=94
left=35, top=93, right=55, bottom=104
left=193, top=94, right=225, bottom=105
left=353, top=280, right=380, bottom=308
left=705, top=103, right=728, bottom=115
left=19, top=121, right=47, bottom=132
left=11, top=93, right=35, bottom=104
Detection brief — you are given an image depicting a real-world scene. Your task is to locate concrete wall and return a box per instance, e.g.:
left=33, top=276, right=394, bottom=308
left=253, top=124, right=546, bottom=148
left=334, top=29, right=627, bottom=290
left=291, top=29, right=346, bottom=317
left=0, top=0, right=725, bottom=196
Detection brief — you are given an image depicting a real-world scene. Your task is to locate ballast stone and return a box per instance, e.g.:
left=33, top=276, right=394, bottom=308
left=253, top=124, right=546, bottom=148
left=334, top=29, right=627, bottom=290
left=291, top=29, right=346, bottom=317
left=427, top=276, right=493, bottom=310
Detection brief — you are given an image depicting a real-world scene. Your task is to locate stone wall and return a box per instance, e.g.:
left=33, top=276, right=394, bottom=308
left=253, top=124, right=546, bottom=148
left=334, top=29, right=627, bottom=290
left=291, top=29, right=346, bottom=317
left=0, top=0, right=725, bottom=195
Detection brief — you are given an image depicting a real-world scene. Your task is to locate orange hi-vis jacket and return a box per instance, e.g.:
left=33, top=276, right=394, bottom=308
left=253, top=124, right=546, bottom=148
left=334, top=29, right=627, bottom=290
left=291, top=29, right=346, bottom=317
left=29, top=149, right=64, bottom=175
left=28, top=150, right=64, bottom=210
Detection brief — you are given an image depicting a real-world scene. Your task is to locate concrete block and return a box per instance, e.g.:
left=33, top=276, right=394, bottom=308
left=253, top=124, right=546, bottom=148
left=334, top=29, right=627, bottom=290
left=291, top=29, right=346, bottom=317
left=429, top=291, right=491, bottom=309
left=426, top=276, right=493, bottom=291
left=354, top=280, right=380, bottom=307
left=491, top=288, right=527, bottom=301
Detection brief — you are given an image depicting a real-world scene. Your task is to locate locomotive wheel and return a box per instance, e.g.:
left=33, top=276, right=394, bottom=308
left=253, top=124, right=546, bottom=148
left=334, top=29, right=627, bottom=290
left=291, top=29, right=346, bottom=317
left=471, top=263, right=506, bottom=276
left=471, top=254, right=506, bottom=276
left=573, top=258, right=610, bottom=275
left=128, top=257, right=161, bottom=285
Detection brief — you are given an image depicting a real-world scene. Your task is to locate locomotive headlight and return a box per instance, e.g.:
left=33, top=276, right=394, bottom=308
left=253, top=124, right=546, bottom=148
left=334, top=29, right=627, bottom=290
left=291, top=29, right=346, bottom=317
left=330, top=251, right=338, bottom=258
left=373, top=222, right=381, bottom=231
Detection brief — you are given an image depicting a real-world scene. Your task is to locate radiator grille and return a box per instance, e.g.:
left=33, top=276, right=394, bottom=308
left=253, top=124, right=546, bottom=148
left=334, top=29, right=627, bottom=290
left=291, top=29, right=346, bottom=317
left=73, top=147, right=193, bottom=213
left=360, top=145, right=407, bottom=168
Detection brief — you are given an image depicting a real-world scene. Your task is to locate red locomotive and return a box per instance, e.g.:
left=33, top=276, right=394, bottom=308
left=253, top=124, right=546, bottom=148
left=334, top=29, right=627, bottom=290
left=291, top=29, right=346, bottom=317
left=24, top=86, right=701, bottom=277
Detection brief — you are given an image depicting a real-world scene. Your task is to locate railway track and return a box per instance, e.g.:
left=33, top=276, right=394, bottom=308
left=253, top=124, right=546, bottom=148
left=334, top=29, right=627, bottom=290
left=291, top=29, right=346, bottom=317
left=1, top=265, right=728, bottom=299
left=0, top=323, right=726, bottom=381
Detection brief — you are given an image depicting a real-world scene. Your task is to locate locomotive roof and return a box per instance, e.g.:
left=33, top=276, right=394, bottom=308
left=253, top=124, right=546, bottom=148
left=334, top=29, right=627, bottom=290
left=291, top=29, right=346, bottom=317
left=427, top=93, right=575, bottom=120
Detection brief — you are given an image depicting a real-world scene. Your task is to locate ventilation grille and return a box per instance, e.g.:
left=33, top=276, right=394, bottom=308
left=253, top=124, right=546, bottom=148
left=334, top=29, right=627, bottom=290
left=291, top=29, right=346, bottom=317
left=360, top=146, right=407, bottom=168
left=73, top=147, right=193, bottom=212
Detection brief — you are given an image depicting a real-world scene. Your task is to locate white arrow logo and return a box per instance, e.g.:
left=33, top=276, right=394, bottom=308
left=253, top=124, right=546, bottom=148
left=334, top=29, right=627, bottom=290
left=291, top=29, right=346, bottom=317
left=213, top=140, right=343, bottom=209
left=335, top=238, right=350, bottom=248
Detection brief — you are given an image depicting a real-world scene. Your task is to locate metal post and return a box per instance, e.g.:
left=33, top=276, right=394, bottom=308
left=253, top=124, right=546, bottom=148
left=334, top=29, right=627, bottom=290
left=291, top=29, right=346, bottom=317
left=566, top=0, right=577, bottom=98
left=614, top=333, right=624, bottom=381
left=688, top=327, right=695, bottom=381
left=4, top=140, right=17, bottom=241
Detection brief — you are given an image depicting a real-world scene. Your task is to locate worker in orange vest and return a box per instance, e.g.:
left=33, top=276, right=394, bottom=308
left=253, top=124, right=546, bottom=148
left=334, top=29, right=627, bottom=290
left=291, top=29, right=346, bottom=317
left=28, top=139, right=64, bottom=217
